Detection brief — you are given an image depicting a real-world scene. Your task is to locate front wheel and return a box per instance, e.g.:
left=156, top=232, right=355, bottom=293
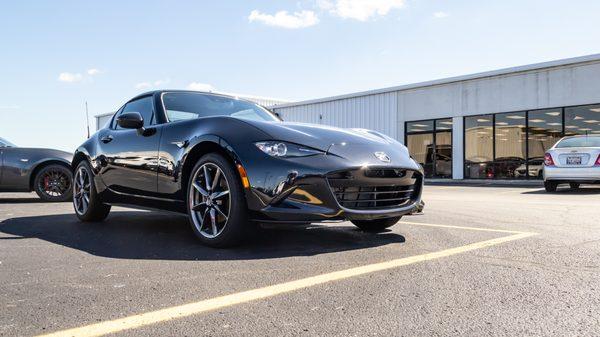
left=544, top=181, right=558, bottom=192
left=351, top=216, right=401, bottom=232
left=34, top=164, right=73, bottom=202
left=73, top=161, right=111, bottom=222
left=187, top=153, right=249, bottom=247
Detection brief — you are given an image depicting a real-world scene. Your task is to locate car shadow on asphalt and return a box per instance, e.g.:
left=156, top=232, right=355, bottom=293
left=522, top=187, right=600, bottom=195
left=0, top=211, right=405, bottom=261
left=0, top=197, right=50, bottom=204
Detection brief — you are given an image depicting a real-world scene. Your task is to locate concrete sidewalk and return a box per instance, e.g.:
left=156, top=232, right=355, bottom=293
left=425, top=179, right=544, bottom=187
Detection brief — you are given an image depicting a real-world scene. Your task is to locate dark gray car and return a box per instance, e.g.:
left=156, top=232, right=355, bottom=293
left=0, top=137, right=73, bottom=201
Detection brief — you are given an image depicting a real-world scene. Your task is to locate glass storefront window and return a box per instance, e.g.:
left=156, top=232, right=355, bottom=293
left=464, top=115, right=493, bottom=178
left=494, top=112, right=526, bottom=179
left=527, top=109, right=563, bottom=179
left=434, top=119, right=453, bottom=178
left=407, top=133, right=434, bottom=178
left=565, top=104, right=600, bottom=136
left=406, top=120, right=434, bottom=133
left=406, top=119, right=452, bottom=178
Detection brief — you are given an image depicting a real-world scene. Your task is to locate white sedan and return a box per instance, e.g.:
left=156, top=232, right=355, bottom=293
left=543, top=135, right=600, bottom=192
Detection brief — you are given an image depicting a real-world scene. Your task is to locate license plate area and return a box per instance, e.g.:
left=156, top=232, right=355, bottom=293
left=566, top=156, right=582, bottom=165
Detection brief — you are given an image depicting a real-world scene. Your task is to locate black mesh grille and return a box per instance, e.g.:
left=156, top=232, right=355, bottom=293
left=327, top=169, right=421, bottom=210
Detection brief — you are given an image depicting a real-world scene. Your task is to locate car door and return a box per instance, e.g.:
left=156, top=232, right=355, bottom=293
left=96, top=95, right=162, bottom=197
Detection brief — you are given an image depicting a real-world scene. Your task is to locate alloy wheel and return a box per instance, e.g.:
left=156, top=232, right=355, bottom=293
left=189, top=162, right=231, bottom=239
left=73, top=167, right=91, bottom=215
left=38, top=168, right=71, bottom=198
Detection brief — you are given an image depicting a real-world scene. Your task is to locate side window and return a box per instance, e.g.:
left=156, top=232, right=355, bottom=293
left=115, top=97, right=154, bottom=129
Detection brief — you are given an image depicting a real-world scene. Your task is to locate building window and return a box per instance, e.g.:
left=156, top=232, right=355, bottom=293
left=493, top=111, right=526, bottom=179
left=406, top=119, right=452, bottom=178
left=527, top=109, right=563, bottom=179
left=464, top=115, right=493, bottom=178
left=565, top=104, right=600, bottom=136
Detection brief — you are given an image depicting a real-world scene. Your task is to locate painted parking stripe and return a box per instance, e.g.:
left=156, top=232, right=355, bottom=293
left=37, top=224, right=537, bottom=337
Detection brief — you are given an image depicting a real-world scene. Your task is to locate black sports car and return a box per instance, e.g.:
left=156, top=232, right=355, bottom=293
left=72, top=91, right=423, bottom=247
left=0, top=137, right=73, bottom=201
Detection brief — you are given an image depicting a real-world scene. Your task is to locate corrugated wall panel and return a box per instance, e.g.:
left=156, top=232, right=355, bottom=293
left=273, top=92, right=398, bottom=139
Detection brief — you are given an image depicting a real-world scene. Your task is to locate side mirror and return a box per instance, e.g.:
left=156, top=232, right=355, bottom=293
left=274, top=112, right=283, bottom=121
left=117, top=112, right=144, bottom=129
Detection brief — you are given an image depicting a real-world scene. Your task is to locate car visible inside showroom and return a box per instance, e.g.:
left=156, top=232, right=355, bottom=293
left=71, top=90, right=424, bottom=247
left=0, top=137, right=73, bottom=201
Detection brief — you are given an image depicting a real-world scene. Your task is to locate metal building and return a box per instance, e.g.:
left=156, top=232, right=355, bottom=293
left=272, top=54, right=600, bottom=180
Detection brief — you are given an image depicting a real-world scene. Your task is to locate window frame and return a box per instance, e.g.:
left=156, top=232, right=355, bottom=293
left=111, top=95, right=155, bottom=130
left=404, top=117, right=453, bottom=178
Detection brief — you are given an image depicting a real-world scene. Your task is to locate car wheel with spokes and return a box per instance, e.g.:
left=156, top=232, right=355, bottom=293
left=33, top=164, right=73, bottom=202
left=73, top=161, right=111, bottom=222
left=187, top=153, right=248, bottom=247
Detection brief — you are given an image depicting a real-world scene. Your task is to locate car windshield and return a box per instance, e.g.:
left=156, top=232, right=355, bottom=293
left=162, top=92, right=279, bottom=123
left=0, top=137, right=16, bottom=147
left=556, top=136, right=600, bottom=148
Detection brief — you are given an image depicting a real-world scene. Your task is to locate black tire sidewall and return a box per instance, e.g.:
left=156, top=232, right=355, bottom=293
left=73, top=161, right=111, bottom=221
left=351, top=216, right=402, bottom=232
left=34, top=164, right=73, bottom=202
left=186, top=153, right=248, bottom=247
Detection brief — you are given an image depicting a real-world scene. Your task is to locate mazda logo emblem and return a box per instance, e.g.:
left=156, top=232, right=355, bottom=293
left=374, top=152, right=391, bottom=163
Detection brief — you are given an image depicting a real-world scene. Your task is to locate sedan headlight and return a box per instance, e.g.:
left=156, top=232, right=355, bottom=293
left=255, top=141, right=324, bottom=157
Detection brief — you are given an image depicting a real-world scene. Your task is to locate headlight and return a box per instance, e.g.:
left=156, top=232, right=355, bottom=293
left=255, top=141, right=324, bottom=157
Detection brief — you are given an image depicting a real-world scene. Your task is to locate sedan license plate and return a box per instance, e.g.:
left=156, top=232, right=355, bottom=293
left=566, top=156, right=582, bottom=165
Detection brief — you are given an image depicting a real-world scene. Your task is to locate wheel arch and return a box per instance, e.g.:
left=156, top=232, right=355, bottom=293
left=29, top=159, right=72, bottom=191
left=180, top=138, right=242, bottom=199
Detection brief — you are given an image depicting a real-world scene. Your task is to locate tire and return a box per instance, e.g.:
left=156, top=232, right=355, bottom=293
left=187, top=153, right=249, bottom=247
left=73, top=161, right=111, bottom=222
left=351, top=216, right=402, bottom=232
left=33, top=164, right=73, bottom=202
left=569, top=182, right=580, bottom=189
left=544, top=181, right=558, bottom=193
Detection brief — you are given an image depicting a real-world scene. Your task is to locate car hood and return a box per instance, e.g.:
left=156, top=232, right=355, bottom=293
left=241, top=120, right=417, bottom=168
left=18, top=148, right=73, bottom=162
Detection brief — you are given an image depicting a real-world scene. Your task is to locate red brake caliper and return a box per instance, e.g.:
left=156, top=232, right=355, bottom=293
left=44, top=175, right=50, bottom=190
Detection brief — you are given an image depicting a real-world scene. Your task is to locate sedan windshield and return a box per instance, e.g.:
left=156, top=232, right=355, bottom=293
left=162, top=92, right=279, bottom=123
left=0, top=137, right=16, bottom=147
left=556, top=136, right=600, bottom=148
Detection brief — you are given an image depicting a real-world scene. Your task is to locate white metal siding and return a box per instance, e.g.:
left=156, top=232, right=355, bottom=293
left=274, top=92, right=398, bottom=139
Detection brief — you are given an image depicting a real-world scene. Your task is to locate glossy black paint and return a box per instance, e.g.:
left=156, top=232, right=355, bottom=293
left=0, top=143, right=72, bottom=192
left=73, top=90, right=423, bottom=223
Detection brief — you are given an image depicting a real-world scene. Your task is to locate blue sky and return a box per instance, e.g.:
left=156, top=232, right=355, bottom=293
left=1, top=0, right=600, bottom=151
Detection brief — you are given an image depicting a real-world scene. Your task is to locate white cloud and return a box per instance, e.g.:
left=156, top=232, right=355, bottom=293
left=320, top=0, right=406, bottom=21
left=187, top=82, right=215, bottom=92
left=87, top=68, right=101, bottom=75
left=433, top=11, right=449, bottom=18
left=58, top=72, right=83, bottom=83
left=135, top=82, right=152, bottom=89
left=248, top=9, right=319, bottom=29
left=134, top=79, right=170, bottom=90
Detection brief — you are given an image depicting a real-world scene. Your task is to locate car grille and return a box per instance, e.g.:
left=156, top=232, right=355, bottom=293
left=326, top=168, right=421, bottom=211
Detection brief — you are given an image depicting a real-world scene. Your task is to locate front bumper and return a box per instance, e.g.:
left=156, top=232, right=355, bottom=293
left=544, top=166, right=600, bottom=183
left=239, top=147, right=424, bottom=223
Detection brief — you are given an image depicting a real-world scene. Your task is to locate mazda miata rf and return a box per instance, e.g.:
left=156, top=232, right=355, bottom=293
left=72, top=91, right=423, bottom=247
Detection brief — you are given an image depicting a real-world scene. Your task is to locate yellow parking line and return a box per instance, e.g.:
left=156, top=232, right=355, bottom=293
left=400, top=221, right=532, bottom=234
left=37, top=226, right=537, bottom=337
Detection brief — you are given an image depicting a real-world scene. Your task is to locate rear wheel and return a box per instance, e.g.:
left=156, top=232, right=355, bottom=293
left=73, top=161, right=111, bottom=221
left=351, top=216, right=401, bottom=232
left=33, top=164, right=73, bottom=202
left=544, top=181, right=558, bottom=192
left=569, top=182, right=580, bottom=189
left=187, top=153, right=249, bottom=247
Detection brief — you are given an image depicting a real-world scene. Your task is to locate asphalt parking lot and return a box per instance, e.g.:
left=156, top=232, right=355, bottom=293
left=1, top=185, right=599, bottom=337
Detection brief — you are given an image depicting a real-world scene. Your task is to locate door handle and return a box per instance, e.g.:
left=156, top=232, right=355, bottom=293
left=101, top=135, right=114, bottom=143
